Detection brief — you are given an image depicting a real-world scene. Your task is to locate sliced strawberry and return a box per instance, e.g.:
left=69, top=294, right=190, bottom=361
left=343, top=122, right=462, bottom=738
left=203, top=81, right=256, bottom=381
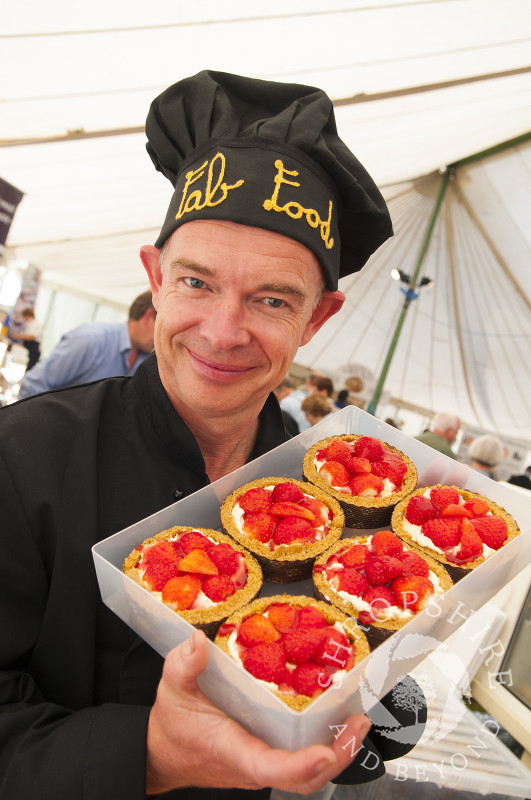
left=202, top=575, right=236, bottom=602
left=161, top=575, right=202, bottom=610
left=439, top=504, right=472, bottom=518
left=391, top=575, right=434, bottom=611
left=207, top=542, right=239, bottom=575
left=179, top=531, right=211, bottom=554
left=238, top=614, right=282, bottom=647
left=292, top=662, right=332, bottom=696
left=365, top=555, right=403, bottom=585
left=343, top=456, right=371, bottom=475
left=463, top=498, right=491, bottom=517
left=399, top=551, right=430, bottom=577
left=314, top=629, right=352, bottom=668
left=295, top=606, right=328, bottom=629
left=471, top=515, right=508, bottom=549
left=271, top=481, right=304, bottom=503
left=319, top=460, right=351, bottom=487
left=449, top=519, right=483, bottom=564
left=421, top=518, right=461, bottom=548
left=338, top=544, right=370, bottom=568
left=353, top=436, right=385, bottom=462
left=371, top=455, right=407, bottom=487
left=349, top=473, right=384, bottom=497
left=242, top=511, right=276, bottom=542
left=299, top=497, right=330, bottom=525
left=270, top=501, right=315, bottom=521
left=238, top=487, right=273, bottom=514
left=405, top=495, right=438, bottom=525
left=370, top=530, right=403, bottom=557
left=283, top=629, right=323, bottom=664
left=242, top=642, right=286, bottom=683
left=178, top=548, right=219, bottom=576
left=429, top=487, right=460, bottom=511
left=273, top=517, right=314, bottom=545
left=267, top=603, right=298, bottom=632
left=141, top=541, right=182, bottom=591
left=336, top=567, right=371, bottom=596
left=317, top=440, right=351, bottom=463
left=359, top=585, right=396, bottom=624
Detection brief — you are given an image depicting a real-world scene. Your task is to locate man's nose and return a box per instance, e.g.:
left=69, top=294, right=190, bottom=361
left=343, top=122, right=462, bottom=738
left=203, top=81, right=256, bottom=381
left=199, top=296, right=252, bottom=350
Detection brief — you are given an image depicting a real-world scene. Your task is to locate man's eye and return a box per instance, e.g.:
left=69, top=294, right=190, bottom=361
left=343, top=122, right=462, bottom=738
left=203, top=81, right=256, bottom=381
left=184, top=277, right=206, bottom=289
left=263, top=297, right=284, bottom=308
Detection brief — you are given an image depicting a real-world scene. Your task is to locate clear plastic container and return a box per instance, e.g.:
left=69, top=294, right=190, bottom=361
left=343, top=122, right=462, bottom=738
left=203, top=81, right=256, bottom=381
left=92, top=407, right=531, bottom=750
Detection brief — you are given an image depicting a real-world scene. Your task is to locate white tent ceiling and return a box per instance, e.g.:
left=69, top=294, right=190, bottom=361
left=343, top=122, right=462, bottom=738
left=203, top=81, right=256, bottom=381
left=1, top=0, right=531, bottom=437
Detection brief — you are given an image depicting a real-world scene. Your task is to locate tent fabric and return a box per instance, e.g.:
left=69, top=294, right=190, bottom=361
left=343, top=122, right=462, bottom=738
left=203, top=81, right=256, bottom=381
left=1, top=0, right=531, bottom=438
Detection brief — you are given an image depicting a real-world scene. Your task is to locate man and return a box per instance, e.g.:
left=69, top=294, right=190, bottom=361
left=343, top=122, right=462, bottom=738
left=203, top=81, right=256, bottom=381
left=18, top=289, right=156, bottom=397
left=415, top=412, right=460, bottom=459
left=273, top=378, right=300, bottom=436
left=0, top=71, right=418, bottom=799
left=8, top=306, right=43, bottom=369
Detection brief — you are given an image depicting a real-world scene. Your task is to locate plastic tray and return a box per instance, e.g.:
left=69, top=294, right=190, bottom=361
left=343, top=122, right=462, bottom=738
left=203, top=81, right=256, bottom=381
left=92, top=407, right=531, bottom=750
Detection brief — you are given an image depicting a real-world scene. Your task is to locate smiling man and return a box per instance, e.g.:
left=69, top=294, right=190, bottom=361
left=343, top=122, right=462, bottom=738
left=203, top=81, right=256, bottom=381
left=0, top=71, right=400, bottom=800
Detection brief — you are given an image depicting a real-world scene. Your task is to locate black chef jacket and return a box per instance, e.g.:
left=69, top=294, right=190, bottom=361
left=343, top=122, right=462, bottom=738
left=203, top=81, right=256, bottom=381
left=0, top=353, right=287, bottom=800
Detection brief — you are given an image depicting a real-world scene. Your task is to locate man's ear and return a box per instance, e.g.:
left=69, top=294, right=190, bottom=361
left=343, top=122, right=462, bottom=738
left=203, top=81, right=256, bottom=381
left=140, top=245, right=163, bottom=308
left=300, top=290, right=345, bottom=346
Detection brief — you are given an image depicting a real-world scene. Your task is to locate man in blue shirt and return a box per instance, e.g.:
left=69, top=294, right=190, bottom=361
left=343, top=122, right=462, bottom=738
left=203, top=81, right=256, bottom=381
left=19, top=290, right=155, bottom=398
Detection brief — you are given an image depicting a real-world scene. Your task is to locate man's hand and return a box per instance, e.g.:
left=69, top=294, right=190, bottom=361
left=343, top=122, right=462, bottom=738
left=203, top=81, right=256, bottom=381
left=146, top=629, right=372, bottom=795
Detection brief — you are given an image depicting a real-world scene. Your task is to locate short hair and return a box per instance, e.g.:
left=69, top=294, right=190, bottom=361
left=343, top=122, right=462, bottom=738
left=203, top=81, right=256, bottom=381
left=21, top=307, right=35, bottom=319
left=314, top=376, right=334, bottom=397
left=301, top=394, right=332, bottom=418
left=431, top=412, right=460, bottom=433
left=128, top=290, right=155, bottom=320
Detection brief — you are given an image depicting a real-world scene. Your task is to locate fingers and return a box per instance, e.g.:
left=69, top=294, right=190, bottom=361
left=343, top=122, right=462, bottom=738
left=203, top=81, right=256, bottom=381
left=163, top=629, right=210, bottom=693
left=248, top=714, right=372, bottom=795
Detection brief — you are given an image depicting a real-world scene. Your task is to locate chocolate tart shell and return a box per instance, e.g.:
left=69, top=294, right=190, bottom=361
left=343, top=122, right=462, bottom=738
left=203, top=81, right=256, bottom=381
left=220, top=477, right=345, bottom=583
left=313, top=535, right=453, bottom=647
left=302, top=434, right=417, bottom=529
left=123, top=526, right=263, bottom=639
left=214, top=593, right=370, bottom=711
left=391, top=485, right=521, bottom=583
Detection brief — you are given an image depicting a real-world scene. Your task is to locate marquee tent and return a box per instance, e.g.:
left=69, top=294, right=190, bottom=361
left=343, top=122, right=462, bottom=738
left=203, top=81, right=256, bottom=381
left=1, top=0, right=531, bottom=439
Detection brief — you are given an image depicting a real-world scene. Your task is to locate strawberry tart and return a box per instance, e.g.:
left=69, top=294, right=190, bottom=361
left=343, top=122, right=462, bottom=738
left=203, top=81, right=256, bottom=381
left=303, top=434, right=417, bottom=529
left=220, top=478, right=344, bottom=582
left=313, top=530, right=452, bottom=645
left=214, top=594, right=370, bottom=710
left=122, top=526, right=262, bottom=638
left=391, top=485, right=521, bottom=581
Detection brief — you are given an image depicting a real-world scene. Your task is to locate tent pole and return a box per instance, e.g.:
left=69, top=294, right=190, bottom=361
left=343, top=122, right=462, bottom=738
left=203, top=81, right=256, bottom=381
left=366, top=168, right=452, bottom=416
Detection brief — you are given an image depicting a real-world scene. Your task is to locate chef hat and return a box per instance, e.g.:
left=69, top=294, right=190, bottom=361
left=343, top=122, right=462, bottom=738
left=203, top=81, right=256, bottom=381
left=145, top=70, right=392, bottom=290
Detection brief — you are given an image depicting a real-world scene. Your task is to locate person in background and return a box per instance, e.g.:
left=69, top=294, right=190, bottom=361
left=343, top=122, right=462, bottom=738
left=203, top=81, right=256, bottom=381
left=468, top=433, right=505, bottom=479
left=8, top=307, right=43, bottom=369
left=307, top=375, right=337, bottom=413
left=273, top=378, right=300, bottom=436
left=19, top=290, right=156, bottom=397
left=415, top=412, right=460, bottom=459
left=335, top=388, right=351, bottom=409
left=0, top=70, right=423, bottom=799
left=508, top=464, right=531, bottom=490
left=301, top=393, right=333, bottom=426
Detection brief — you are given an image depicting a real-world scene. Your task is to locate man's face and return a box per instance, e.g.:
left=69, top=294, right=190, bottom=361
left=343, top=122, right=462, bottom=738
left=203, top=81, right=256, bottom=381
left=140, top=220, right=344, bottom=422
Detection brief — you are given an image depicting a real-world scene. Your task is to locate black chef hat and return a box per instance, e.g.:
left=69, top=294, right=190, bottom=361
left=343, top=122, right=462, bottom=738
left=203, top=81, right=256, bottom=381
left=146, top=70, right=392, bottom=290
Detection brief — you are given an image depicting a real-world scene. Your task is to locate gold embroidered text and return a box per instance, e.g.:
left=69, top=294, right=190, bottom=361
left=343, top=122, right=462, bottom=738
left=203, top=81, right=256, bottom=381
left=263, top=160, right=334, bottom=249
left=176, top=152, right=244, bottom=219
